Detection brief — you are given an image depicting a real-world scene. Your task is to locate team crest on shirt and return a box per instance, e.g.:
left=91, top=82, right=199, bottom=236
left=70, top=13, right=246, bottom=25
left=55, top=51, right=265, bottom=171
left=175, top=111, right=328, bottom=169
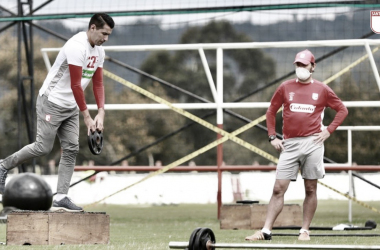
left=45, top=114, right=51, bottom=122
left=289, top=92, right=295, bottom=101
left=312, top=93, right=318, bottom=100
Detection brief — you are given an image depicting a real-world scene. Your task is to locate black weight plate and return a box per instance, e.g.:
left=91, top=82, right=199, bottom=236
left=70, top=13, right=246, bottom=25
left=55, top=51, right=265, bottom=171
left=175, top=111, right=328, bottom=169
left=188, top=227, right=202, bottom=250
left=365, top=220, right=377, bottom=229
left=193, top=227, right=215, bottom=250
left=88, top=130, right=103, bottom=155
left=236, top=200, right=259, bottom=204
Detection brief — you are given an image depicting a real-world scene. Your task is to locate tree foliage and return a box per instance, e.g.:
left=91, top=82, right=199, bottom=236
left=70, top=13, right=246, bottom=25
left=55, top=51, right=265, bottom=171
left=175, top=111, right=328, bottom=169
left=1, top=18, right=379, bottom=170
left=0, top=31, right=193, bottom=168
left=324, top=73, right=380, bottom=165
left=0, top=32, right=63, bottom=169
left=139, top=21, right=278, bottom=165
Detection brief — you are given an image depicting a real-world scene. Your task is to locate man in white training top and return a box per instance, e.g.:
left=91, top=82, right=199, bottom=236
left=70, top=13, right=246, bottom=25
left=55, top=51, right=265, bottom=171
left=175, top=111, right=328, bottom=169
left=0, top=13, right=115, bottom=212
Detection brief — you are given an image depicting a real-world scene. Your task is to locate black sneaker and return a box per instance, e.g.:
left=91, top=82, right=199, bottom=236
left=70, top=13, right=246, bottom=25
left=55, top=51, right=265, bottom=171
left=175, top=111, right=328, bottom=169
left=0, top=161, right=8, bottom=195
left=51, top=197, right=83, bottom=212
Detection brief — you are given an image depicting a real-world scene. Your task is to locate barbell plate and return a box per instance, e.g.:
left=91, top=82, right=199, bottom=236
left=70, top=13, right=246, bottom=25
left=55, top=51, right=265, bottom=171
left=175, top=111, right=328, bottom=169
left=188, top=228, right=202, bottom=250
left=193, top=227, right=215, bottom=250
left=365, top=220, right=377, bottom=229
left=88, top=130, right=103, bottom=155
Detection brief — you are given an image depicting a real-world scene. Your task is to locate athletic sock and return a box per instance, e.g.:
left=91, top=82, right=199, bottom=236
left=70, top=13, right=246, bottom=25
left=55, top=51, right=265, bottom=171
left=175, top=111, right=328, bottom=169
left=299, top=228, right=310, bottom=234
left=55, top=194, right=67, bottom=201
left=261, top=228, right=272, bottom=235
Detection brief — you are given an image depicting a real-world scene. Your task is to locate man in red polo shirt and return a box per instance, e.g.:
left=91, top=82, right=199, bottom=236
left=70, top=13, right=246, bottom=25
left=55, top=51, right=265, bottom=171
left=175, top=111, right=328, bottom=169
left=245, top=49, right=348, bottom=241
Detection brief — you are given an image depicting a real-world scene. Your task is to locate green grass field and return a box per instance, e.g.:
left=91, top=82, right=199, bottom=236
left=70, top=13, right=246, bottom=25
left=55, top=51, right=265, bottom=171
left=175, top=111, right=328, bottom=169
left=0, top=200, right=379, bottom=249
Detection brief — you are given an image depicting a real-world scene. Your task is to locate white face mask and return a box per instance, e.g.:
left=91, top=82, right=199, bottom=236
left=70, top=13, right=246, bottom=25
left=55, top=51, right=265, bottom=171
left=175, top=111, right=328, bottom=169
left=295, top=67, right=312, bottom=82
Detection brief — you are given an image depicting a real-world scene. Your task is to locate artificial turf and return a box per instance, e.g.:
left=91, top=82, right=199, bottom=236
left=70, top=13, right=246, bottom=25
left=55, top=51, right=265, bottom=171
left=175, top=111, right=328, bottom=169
left=0, top=200, right=379, bottom=249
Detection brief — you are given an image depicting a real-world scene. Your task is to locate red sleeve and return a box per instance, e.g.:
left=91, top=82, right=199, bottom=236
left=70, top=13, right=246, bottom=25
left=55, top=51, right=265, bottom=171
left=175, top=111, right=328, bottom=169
left=92, top=68, right=105, bottom=109
left=326, top=88, right=348, bottom=134
left=266, top=85, right=284, bottom=136
left=69, top=64, right=87, bottom=111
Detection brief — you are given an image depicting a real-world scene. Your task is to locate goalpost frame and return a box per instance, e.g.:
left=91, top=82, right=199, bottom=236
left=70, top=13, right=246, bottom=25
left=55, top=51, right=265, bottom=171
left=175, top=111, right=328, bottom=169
left=41, top=38, right=380, bottom=119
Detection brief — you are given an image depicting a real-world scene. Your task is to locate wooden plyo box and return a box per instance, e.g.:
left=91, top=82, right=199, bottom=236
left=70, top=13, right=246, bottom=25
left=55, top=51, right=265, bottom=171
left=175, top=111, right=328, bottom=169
left=220, top=204, right=302, bottom=229
left=6, top=211, right=110, bottom=245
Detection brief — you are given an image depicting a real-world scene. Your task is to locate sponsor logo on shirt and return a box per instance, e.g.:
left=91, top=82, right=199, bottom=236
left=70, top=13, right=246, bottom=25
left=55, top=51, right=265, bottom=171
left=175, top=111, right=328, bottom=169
left=289, top=92, right=295, bottom=101
left=290, top=103, right=316, bottom=113
left=45, top=114, right=51, bottom=122
left=312, top=93, right=318, bottom=100
left=82, top=69, right=95, bottom=79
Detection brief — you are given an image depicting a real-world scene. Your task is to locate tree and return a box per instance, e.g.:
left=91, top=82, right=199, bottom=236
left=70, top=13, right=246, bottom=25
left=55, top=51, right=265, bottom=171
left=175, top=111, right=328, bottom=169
left=2, top=17, right=378, bottom=170
left=0, top=32, right=65, bottom=171
left=0, top=28, right=193, bottom=170
left=138, top=21, right=278, bottom=165
left=82, top=81, right=194, bottom=166
left=324, top=72, right=380, bottom=165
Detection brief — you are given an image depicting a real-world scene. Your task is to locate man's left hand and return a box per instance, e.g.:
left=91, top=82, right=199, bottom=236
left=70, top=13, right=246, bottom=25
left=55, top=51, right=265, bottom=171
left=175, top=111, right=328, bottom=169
left=313, top=129, right=330, bottom=144
left=94, top=108, right=105, bottom=132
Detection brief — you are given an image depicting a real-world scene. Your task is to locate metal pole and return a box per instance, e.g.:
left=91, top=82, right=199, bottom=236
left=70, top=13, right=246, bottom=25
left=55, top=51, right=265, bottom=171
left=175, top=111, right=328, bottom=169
left=216, top=48, right=223, bottom=219
left=17, top=0, right=24, bottom=173
left=352, top=172, right=380, bottom=189
left=347, top=129, right=352, bottom=222
left=73, top=165, right=380, bottom=172
left=217, top=125, right=223, bottom=220
left=364, top=42, right=380, bottom=91
left=348, top=169, right=352, bottom=223
left=28, top=0, right=36, bottom=171
left=198, top=48, right=218, bottom=102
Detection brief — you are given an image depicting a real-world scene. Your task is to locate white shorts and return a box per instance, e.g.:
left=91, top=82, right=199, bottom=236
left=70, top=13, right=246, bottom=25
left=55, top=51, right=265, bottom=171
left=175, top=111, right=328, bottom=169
left=276, top=135, right=325, bottom=181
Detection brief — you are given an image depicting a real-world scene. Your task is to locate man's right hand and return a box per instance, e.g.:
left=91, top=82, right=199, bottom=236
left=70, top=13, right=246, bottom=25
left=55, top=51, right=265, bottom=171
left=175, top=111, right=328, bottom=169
left=82, top=109, right=96, bottom=135
left=271, top=138, right=284, bottom=152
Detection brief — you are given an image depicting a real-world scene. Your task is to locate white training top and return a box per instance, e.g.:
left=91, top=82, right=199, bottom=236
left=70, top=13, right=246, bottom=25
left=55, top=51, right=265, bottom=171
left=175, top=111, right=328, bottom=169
left=39, top=31, right=105, bottom=109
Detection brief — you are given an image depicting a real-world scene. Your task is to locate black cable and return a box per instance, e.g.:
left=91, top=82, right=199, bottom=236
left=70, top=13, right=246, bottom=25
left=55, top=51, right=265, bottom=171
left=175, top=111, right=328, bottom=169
left=55, top=110, right=217, bottom=194
left=0, top=21, right=16, bottom=34
left=352, top=172, right=380, bottom=190
left=29, top=22, right=68, bottom=41
left=31, top=0, right=55, bottom=15
left=107, top=57, right=211, bottom=103
left=0, top=1, right=367, bottom=22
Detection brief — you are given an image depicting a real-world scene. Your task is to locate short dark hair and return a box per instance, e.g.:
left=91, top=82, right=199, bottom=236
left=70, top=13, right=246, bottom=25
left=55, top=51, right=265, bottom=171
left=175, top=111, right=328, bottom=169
left=88, top=13, right=115, bottom=30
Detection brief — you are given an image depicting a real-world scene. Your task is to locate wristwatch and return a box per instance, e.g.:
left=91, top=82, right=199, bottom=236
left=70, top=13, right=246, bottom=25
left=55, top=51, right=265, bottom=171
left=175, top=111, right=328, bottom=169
left=268, top=135, right=276, bottom=142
